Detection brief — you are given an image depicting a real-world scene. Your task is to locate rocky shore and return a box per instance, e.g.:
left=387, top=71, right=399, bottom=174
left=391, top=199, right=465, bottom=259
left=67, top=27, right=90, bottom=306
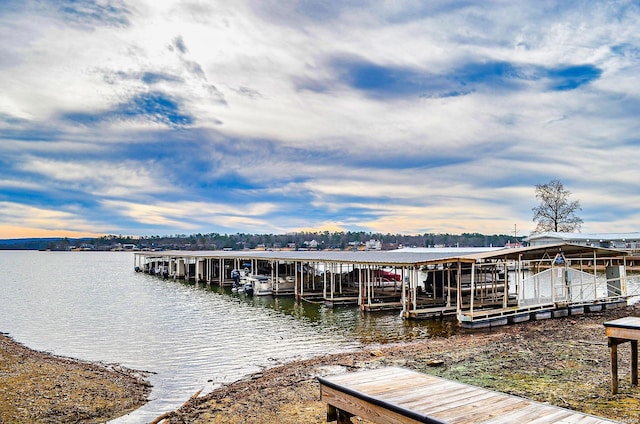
left=0, top=333, right=151, bottom=423
left=3, top=305, right=640, bottom=424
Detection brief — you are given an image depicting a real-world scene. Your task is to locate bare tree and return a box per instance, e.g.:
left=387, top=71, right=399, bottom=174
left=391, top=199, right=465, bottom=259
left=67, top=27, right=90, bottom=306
left=532, top=179, right=583, bottom=233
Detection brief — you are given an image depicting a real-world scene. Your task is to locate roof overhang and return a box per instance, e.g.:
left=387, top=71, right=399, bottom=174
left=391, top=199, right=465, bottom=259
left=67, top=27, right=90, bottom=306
left=135, top=243, right=627, bottom=268
left=466, top=243, right=628, bottom=262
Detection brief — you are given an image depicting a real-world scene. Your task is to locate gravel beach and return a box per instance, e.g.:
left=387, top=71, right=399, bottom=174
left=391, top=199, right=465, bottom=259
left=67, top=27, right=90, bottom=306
left=0, top=333, right=151, bottom=423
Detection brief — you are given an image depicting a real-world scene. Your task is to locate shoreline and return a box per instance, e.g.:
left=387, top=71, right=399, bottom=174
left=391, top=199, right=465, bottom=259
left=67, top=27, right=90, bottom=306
left=157, top=305, right=640, bottom=423
left=0, top=333, right=151, bottom=423
left=3, top=304, right=640, bottom=423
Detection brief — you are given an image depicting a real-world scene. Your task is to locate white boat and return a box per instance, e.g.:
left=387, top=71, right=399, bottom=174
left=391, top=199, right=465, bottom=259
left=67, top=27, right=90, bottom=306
left=245, top=275, right=272, bottom=296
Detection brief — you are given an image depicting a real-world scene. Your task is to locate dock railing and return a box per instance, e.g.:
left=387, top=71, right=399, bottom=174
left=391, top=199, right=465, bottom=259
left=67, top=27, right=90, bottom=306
left=519, top=266, right=628, bottom=308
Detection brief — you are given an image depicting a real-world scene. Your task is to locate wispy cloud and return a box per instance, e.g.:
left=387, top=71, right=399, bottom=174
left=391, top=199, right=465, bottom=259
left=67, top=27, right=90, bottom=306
left=0, top=0, right=639, bottom=238
left=62, top=91, right=194, bottom=127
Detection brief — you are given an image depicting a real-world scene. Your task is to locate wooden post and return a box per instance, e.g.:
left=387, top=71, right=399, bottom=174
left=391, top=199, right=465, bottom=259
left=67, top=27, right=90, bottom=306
left=611, top=342, right=619, bottom=394
left=330, top=262, right=335, bottom=300
left=632, top=340, right=638, bottom=387
left=325, top=404, right=353, bottom=424
left=323, top=263, right=327, bottom=300
left=470, top=262, right=475, bottom=316
left=326, top=403, right=337, bottom=422
left=336, top=409, right=354, bottom=424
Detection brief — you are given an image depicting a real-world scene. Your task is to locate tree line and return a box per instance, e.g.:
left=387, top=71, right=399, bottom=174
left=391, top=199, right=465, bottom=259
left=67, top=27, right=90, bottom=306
left=0, top=231, right=522, bottom=251
left=93, top=231, right=520, bottom=251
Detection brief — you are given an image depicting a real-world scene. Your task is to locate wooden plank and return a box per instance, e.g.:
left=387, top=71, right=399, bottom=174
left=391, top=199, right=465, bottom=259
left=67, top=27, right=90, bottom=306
left=605, top=317, right=640, bottom=394
left=605, top=326, right=640, bottom=340
left=318, top=367, right=620, bottom=424
left=319, top=385, right=433, bottom=424
left=427, top=394, right=527, bottom=423
left=533, top=414, right=605, bottom=424
left=371, top=382, right=455, bottom=405
left=402, top=389, right=501, bottom=414
left=327, top=367, right=402, bottom=385
left=604, top=316, right=640, bottom=329
left=379, top=384, right=475, bottom=410
left=479, top=403, right=561, bottom=424
left=522, top=409, right=577, bottom=424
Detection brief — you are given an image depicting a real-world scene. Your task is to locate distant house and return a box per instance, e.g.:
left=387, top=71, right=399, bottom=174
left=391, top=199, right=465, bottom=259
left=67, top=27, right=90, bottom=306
left=111, top=243, right=139, bottom=251
left=365, top=239, right=382, bottom=250
left=526, top=232, right=640, bottom=250
left=304, top=240, right=319, bottom=249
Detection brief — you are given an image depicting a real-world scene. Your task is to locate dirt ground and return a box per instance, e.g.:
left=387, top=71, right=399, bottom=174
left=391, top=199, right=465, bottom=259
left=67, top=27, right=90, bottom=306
left=0, top=333, right=151, bottom=424
left=3, top=305, right=640, bottom=424
left=156, top=305, right=640, bottom=424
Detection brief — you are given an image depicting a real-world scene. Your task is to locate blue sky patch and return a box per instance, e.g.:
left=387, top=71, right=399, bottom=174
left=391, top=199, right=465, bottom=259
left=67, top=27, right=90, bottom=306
left=55, top=0, right=131, bottom=27
left=62, top=92, right=193, bottom=127
left=545, top=64, right=602, bottom=91
left=334, top=59, right=433, bottom=97
left=333, top=57, right=602, bottom=98
left=141, top=72, right=183, bottom=85
left=453, top=61, right=528, bottom=87
left=332, top=58, right=527, bottom=98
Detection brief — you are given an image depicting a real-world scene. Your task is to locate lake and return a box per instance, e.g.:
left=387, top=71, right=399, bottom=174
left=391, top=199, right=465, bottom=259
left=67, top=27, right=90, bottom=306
left=0, top=251, right=456, bottom=422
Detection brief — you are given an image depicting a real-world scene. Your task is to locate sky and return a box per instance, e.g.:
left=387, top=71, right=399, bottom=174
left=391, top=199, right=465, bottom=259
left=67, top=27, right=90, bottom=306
left=1, top=0, right=639, bottom=239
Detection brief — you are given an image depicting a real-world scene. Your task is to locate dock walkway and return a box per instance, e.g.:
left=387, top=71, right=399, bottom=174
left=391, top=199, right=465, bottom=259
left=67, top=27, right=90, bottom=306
left=318, top=366, right=619, bottom=423
left=134, top=244, right=629, bottom=327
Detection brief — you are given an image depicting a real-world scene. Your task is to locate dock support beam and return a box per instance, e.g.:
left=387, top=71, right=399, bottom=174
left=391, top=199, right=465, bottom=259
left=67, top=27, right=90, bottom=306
left=609, top=338, right=638, bottom=394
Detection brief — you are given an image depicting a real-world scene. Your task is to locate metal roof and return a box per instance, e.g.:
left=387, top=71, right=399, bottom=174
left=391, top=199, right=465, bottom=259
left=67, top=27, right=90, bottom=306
left=136, top=243, right=627, bottom=266
left=465, top=243, right=628, bottom=261
left=137, top=247, right=498, bottom=266
left=525, top=232, right=640, bottom=242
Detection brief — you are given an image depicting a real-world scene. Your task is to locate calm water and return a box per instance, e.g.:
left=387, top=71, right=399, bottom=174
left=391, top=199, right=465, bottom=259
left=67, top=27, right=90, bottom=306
left=0, top=251, right=456, bottom=422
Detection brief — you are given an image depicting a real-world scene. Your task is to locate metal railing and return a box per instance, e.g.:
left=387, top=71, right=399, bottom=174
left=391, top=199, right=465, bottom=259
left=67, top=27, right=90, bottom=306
left=518, top=267, right=627, bottom=307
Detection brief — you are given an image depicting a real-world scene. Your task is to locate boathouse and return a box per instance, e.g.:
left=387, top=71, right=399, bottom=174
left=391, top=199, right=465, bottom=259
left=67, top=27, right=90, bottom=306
left=527, top=231, right=640, bottom=250
left=134, top=243, right=634, bottom=328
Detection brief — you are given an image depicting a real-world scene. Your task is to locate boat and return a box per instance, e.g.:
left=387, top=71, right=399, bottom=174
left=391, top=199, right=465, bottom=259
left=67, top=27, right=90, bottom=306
left=244, top=275, right=272, bottom=296
left=232, top=268, right=251, bottom=293
left=274, top=276, right=295, bottom=293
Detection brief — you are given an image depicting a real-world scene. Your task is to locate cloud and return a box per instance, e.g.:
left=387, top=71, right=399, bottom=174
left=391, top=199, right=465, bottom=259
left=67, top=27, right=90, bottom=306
left=0, top=0, right=639, bottom=238
left=171, top=35, right=189, bottom=54
left=325, top=56, right=602, bottom=99
left=62, top=91, right=194, bottom=127
left=0, top=201, right=105, bottom=236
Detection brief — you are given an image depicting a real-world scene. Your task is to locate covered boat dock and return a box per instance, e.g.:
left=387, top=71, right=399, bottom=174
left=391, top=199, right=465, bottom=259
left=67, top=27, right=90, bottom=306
left=133, top=243, right=631, bottom=327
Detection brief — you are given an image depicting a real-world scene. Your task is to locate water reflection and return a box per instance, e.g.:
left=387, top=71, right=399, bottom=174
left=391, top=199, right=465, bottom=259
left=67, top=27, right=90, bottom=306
left=0, top=251, right=459, bottom=423
left=188, top=279, right=460, bottom=344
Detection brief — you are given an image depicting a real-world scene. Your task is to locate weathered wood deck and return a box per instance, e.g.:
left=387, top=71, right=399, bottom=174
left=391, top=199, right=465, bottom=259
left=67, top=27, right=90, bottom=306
left=604, top=316, right=640, bottom=394
left=318, top=366, right=619, bottom=424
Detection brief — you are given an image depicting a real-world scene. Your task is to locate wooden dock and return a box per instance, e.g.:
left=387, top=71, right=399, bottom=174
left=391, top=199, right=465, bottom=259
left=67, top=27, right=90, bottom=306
left=134, top=244, right=631, bottom=327
left=604, top=316, right=640, bottom=394
left=318, top=366, right=619, bottom=424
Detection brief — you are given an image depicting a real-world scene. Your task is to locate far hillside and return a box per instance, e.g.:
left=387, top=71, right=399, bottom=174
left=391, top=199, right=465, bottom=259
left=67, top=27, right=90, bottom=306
left=0, top=232, right=522, bottom=251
